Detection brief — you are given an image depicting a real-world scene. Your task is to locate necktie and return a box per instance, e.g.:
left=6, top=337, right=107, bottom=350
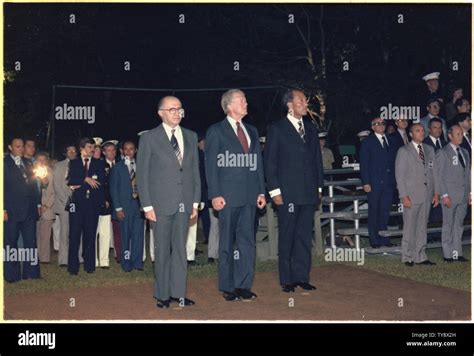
left=435, top=139, right=441, bottom=150
left=402, top=132, right=408, bottom=145
left=298, top=120, right=306, bottom=143
left=457, top=147, right=466, bottom=169
left=418, top=144, right=425, bottom=165
left=465, top=133, right=472, bottom=147
left=382, top=136, right=388, bottom=151
left=83, top=158, right=89, bottom=176
left=236, top=122, right=249, bottom=154
left=170, top=129, right=183, bottom=165
left=129, top=161, right=138, bottom=198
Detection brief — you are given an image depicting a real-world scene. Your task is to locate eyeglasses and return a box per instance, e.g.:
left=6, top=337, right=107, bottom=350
left=159, top=107, right=185, bottom=116
left=372, top=122, right=386, bottom=127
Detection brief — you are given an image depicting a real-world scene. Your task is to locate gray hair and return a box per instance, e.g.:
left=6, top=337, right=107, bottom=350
left=221, top=89, right=244, bottom=114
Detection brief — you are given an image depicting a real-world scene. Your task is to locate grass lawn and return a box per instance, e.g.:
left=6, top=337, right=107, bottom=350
left=4, top=229, right=471, bottom=295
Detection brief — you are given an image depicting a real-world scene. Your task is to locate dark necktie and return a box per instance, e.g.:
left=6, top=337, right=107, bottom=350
left=382, top=136, right=389, bottom=151
left=418, top=144, right=425, bottom=165
left=83, top=158, right=89, bottom=176
left=236, top=122, right=249, bottom=154
left=129, top=161, right=138, bottom=198
left=298, top=120, right=306, bottom=143
left=435, top=139, right=441, bottom=150
left=457, top=147, right=466, bottom=169
left=170, top=129, right=183, bottom=165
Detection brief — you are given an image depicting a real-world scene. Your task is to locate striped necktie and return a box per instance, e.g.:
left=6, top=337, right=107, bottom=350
left=418, top=144, right=425, bottom=165
left=298, top=120, right=306, bottom=143
left=170, top=129, right=183, bottom=165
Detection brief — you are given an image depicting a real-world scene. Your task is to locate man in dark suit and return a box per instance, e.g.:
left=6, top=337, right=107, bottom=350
left=264, top=89, right=324, bottom=293
left=67, top=137, right=105, bottom=275
left=4, top=137, right=41, bottom=283
left=137, top=96, right=200, bottom=309
left=110, top=140, right=144, bottom=272
left=360, top=117, right=397, bottom=248
left=205, top=89, right=266, bottom=301
left=389, top=116, right=411, bottom=152
left=423, top=117, right=447, bottom=151
left=197, top=136, right=211, bottom=245
left=454, top=113, right=472, bottom=159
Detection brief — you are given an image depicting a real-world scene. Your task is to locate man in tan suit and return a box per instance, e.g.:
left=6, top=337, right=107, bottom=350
left=36, top=152, right=55, bottom=263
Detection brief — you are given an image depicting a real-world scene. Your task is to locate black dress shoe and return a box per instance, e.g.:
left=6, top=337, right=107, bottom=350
left=59, top=264, right=67, bottom=268
left=135, top=267, right=144, bottom=271
left=444, top=258, right=454, bottom=263
left=187, top=260, right=197, bottom=266
left=235, top=288, right=257, bottom=299
left=455, top=256, right=469, bottom=262
left=100, top=266, right=110, bottom=269
left=281, top=284, right=295, bottom=293
left=370, top=244, right=381, bottom=248
left=170, top=297, right=195, bottom=306
left=404, top=261, right=414, bottom=267
left=417, top=260, right=436, bottom=266
left=69, top=271, right=78, bottom=275
left=223, top=291, right=240, bottom=301
left=156, top=300, right=170, bottom=309
left=208, top=258, right=215, bottom=264
left=195, top=249, right=204, bottom=255
left=294, top=282, right=316, bottom=290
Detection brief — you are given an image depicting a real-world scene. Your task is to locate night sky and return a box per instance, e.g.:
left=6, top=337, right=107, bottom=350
left=4, top=3, right=471, bottom=158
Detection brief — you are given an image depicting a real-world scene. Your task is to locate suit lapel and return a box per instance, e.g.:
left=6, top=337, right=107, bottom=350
left=222, top=119, right=246, bottom=153
left=157, top=124, right=181, bottom=167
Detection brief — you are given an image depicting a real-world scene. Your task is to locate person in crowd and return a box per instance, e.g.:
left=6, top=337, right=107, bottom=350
left=265, top=88, right=324, bottom=293
left=205, top=89, right=265, bottom=301
left=420, top=99, right=447, bottom=141
left=395, top=124, right=439, bottom=266
left=437, top=125, right=471, bottom=263
left=137, top=96, right=200, bottom=309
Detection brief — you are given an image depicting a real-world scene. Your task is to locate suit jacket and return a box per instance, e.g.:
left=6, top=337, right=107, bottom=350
left=264, top=117, right=324, bottom=205
left=198, top=149, right=208, bottom=203
left=101, top=159, right=114, bottom=215
left=205, top=118, right=265, bottom=207
left=40, top=167, right=55, bottom=220
left=360, top=133, right=397, bottom=190
left=109, top=160, right=141, bottom=220
left=419, top=115, right=448, bottom=141
left=53, top=159, right=72, bottom=214
left=460, top=133, right=472, bottom=159
left=389, top=129, right=411, bottom=152
left=136, top=124, right=201, bottom=215
left=4, top=155, right=40, bottom=222
left=423, top=135, right=447, bottom=152
left=395, top=142, right=439, bottom=204
left=67, top=157, right=105, bottom=214
left=436, top=144, right=471, bottom=205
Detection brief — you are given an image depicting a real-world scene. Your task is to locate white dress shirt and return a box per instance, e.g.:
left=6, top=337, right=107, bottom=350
left=398, top=128, right=409, bottom=145
left=374, top=132, right=389, bottom=148
left=226, top=116, right=251, bottom=147
left=429, top=135, right=442, bottom=148
left=163, top=122, right=184, bottom=157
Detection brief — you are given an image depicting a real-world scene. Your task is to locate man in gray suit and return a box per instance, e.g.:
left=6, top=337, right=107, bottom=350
left=137, top=96, right=201, bottom=309
left=53, top=144, right=78, bottom=266
left=395, top=123, right=439, bottom=266
left=436, top=125, right=471, bottom=263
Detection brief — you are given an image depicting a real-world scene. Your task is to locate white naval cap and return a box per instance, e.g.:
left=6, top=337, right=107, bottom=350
left=357, top=130, right=370, bottom=138
left=92, top=137, right=103, bottom=146
left=318, top=132, right=328, bottom=139
left=422, top=72, right=440, bottom=81
left=137, top=130, right=149, bottom=136
left=102, top=140, right=118, bottom=147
